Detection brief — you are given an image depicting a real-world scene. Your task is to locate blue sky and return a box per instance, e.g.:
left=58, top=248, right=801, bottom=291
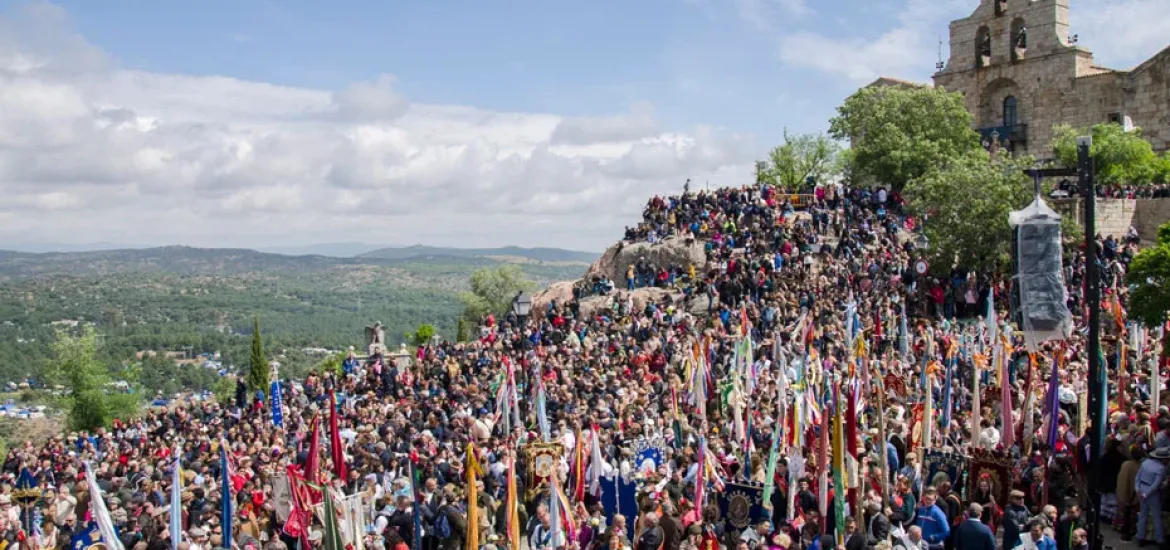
left=1, top=0, right=1167, bottom=250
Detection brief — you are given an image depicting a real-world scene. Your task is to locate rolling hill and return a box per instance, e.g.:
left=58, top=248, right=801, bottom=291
left=358, top=245, right=598, bottom=263
left=0, top=245, right=587, bottom=386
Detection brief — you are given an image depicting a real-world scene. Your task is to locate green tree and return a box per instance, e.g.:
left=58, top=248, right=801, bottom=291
left=757, top=130, right=841, bottom=190
left=247, top=317, right=269, bottom=392
left=459, top=265, right=535, bottom=320
left=1156, top=153, right=1170, bottom=184
left=1126, top=222, right=1170, bottom=327
left=829, top=86, right=980, bottom=191
left=1052, top=123, right=1160, bottom=185
left=906, top=152, right=1038, bottom=273
left=48, top=326, right=140, bottom=431
left=314, top=353, right=344, bottom=377
left=406, top=323, right=436, bottom=347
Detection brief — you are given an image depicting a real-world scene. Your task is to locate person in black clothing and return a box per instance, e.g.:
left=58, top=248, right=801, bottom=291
left=1055, top=504, right=1082, bottom=550
left=1001, top=491, right=1030, bottom=549
left=844, top=516, right=866, bottom=550
left=637, top=513, right=666, bottom=550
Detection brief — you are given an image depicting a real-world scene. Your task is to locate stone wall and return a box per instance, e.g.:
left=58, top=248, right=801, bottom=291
left=1050, top=198, right=1170, bottom=241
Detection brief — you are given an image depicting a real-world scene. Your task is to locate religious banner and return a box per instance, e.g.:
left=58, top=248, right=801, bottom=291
left=921, top=450, right=966, bottom=491
left=600, top=471, right=638, bottom=543
left=522, top=442, right=564, bottom=492
left=715, top=482, right=769, bottom=532
left=883, top=373, right=907, bottom=399
left=967, top=448, right=1013, bottom=505
left=632, top=437, right=666, bottom=477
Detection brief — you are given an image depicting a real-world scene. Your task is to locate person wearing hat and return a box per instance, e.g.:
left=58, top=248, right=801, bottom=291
left=1002, top=490, right=1030, bottom=549
left=1135, top=447, right=1170, bottom=546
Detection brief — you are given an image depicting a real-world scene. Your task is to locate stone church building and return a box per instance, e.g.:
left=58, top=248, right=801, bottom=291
left=872, top=0, right=1170, bottom=157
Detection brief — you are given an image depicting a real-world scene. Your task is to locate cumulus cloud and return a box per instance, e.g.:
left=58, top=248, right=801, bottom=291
left=550, top=102, right=659, bottom=146
left=0, top=3, right=757, bottom=250
left=775, top=0, right=1169, bottom=84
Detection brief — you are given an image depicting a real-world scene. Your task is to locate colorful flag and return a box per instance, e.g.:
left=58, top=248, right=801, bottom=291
left=410, top=456, right=423, bottom=550
left=1044, top=353, right=1062, bottom=448
left=1000, top=343, right=1015, bottom=450
left=588, top=426, right=607, bottom=498
left=170, top=447, right=182, bottom=550
left=571, top=427, right=586, bottom=502
left=221, top=445, right=233, bottom=547
left=506, top=452, right=521, bottom=550
left=271, top=380, right=284, bottom=427
left=329, top=391, right=348, bottom=482
left=84, top=463, right=125, bottom=550
left=322, top=487, right=345, bottom=550
left=304, top=414, right=322, bottom=494
left=466, top=443, right=484, bottom=550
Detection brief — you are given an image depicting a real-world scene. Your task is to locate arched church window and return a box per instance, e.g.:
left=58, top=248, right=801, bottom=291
left=976, top=26, right=992, bottom=68
left=995, top=0, right=1007, bottom=16
left=1003, top=96, right=1018, bottom=127
left=1011, top=18, right=1027, bottom=61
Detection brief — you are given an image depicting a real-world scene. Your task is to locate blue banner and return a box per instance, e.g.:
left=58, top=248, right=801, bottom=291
left=271, top=381, right=283, bottom=427
left=633, top=437, right=665, bottom=476
left=600, top=473, right=637, bottom=543
left=716, top=482, right=769, bottom=532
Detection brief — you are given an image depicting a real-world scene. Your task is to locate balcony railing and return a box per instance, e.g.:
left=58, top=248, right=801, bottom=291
left=979, top=124, right=1028, bottom=144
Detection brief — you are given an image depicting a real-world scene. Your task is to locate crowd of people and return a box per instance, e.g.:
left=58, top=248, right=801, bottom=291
left=0, top=182, right=1163, bottom=550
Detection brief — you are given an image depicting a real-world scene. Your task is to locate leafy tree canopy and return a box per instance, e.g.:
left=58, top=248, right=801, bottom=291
left=829, top=86, right=980, bottom=191
left=1052, top=123, right=1161, bottom=185
left=906, top=151, right=1040, bottom=274
left=47, top=326, right=140, bottom=431
left=406, top=323, right=437, bottom=347
left=1126, top=222, right=1170, bottom=327
left=459, top=265, right=535, bottom=320
left=756, top=130, right=841, bottom=190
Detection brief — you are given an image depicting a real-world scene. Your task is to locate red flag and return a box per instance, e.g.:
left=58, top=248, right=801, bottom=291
left=303, top=414, right=323, bottom=504
left=329, top=391, right=348, bottom=482
left=845, top=381, right=859, bottom=515
left=282, top=465, right=313, bottom=549
left=571, top=428, right=586, bottom=503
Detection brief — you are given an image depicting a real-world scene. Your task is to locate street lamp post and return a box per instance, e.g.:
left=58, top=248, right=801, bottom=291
left=511, top=291, right=532, bottom=329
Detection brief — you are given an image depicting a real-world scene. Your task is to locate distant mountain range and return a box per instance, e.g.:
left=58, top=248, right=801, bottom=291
left=0, top=244, right=597, bottom=281
left=358, top=245, right=597, bottom=263
left=3, top=243, right=598, bottom=262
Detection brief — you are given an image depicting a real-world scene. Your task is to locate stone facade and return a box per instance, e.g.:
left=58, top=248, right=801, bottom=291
left=908, top=0, right=1170, bottom=157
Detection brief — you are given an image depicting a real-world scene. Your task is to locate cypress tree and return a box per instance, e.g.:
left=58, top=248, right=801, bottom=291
left=247, top=317, right=269, bottom=392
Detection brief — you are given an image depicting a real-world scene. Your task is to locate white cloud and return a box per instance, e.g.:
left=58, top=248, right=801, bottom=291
left=550, top=102, right=658, bottom=146
left=1070, top=0, right=1170, bottom=68
left=777, top=0, right=966, bottom=84
left=775, top=0, right=1169, bottom=84
left=0, top=2, right=757, bottom=250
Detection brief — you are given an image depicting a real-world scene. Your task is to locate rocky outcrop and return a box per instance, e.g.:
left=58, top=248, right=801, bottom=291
left=577, top=287, right=683, bottom=318
left=532, top=280, right=577, bottom=312
left=586, top=236, right=706, bottom=283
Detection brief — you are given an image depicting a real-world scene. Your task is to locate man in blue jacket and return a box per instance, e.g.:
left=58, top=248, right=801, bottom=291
left=914, top=489, right=950, bottom=550
left=953, top=503, right=996, bottom=550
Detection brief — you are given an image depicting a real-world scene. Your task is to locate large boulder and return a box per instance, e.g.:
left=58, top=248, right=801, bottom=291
left=586, top=236, right=706, bottom=283
left=532, top=280, right=577, bottom=312
left=576, top=287, right=683, bottom=318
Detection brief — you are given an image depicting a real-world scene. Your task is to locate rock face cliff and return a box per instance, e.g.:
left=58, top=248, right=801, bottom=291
left=532, top=237, right=707, bottom=313
left=585, top=236, right=706, bottom=282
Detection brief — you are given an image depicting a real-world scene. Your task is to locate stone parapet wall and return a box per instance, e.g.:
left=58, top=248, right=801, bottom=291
left=1050, top=198, right=1170, bottom=241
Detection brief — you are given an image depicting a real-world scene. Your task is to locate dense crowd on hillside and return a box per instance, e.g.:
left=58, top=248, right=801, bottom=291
left=0, top=182, right=1163, bottom=550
